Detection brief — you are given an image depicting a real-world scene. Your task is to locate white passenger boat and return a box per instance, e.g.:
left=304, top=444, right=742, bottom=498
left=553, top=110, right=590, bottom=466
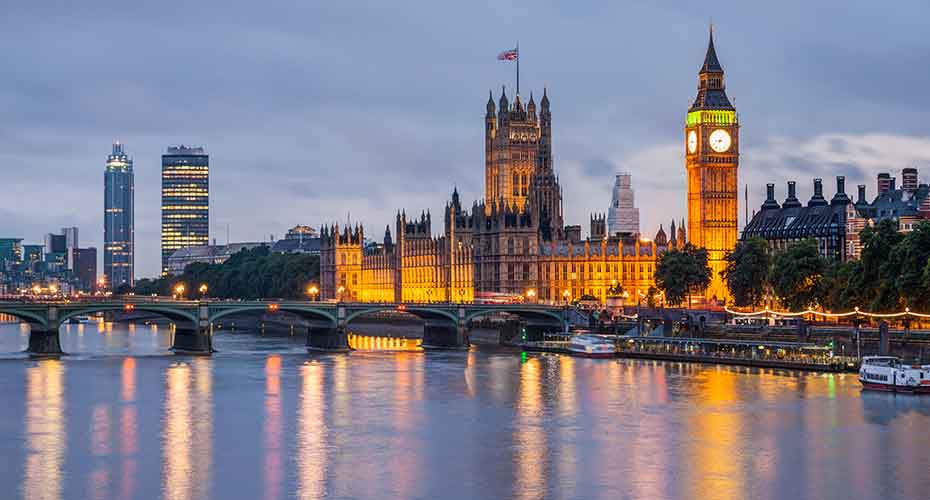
left=568, top=334, right=617, bottom=358
left=859, top=356, right=930, bottom=393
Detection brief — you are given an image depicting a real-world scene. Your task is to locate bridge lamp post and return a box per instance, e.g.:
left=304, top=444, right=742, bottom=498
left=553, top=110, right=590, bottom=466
left=562, top=289, right=571, bottom=305
left=307, top=285, right=319, bottom=302
left=198, top=284, right=209, bottom=299
left=174, top=284, right=186, bottom=300
left=526, top=288, right=537, bottom=304
left=337, top=286, right=345, bottom=303
left=426, top=289, right=432, bottom=304
left=458, top=288, right=465, bottom=304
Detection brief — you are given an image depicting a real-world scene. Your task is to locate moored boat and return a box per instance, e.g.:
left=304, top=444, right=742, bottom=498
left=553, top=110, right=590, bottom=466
left=568, top=334, right=616, bottom=358
left=859, top=356, right=930, bottom=393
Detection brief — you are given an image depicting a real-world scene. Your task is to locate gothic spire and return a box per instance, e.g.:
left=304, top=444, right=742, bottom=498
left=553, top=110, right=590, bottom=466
left=700, top=24, right=723, bottom=74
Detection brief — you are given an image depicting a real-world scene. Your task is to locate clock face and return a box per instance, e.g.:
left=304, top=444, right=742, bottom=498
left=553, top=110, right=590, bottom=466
left=709, top=129, right=732, bottom=153
left=687, top=130, right=697, bottom=154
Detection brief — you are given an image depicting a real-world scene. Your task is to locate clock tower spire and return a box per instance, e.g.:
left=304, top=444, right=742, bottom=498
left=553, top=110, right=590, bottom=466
left=685, top=26, right=739, bottom=303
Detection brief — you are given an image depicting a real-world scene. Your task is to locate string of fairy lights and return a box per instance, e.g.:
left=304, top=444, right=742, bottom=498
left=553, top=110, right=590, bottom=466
left=724, top=306, right=930, bottom=320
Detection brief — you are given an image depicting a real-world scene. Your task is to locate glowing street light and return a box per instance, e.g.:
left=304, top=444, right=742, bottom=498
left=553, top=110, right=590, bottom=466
left=307, top=284, right=319, bottom=301
left=174, top=283, right=186, bottom=299
left=526, top=288, right=537, bottom=303
left=337, top=286, right=346, bottom=302
left=199, top=283, right=209, bottom=298
left=562, top=289, right=571, bottom=304
left=49, top=284, right=58, bottom=294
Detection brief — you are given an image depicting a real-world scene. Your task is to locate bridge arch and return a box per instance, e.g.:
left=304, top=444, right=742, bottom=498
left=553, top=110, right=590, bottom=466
left=0, top=307, right=49, bottom=328
left=209, top=305, right=338, bottom=326
left=464, top=307, right=567, bottom=329
left=344, top=306, right=458, bottom=326
left=58, top=304, right=199, bottom=326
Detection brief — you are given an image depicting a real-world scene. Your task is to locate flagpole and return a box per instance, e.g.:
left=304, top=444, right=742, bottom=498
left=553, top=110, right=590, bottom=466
left=516, top=41, right=520, bottom=96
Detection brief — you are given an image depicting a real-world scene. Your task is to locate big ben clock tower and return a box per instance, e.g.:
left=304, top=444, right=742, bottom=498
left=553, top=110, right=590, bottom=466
left=685, top=27, right=738, bottom=303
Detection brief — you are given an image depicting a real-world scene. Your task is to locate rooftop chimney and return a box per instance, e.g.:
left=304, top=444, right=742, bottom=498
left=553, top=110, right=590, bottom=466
left=761, top=183, right=780, bottom=209
left=856, top=184, right=869, bottom=208
left=902, top=167, right=919, bottom=192
left=831, top=176, right=851, bottom=205
left=808, top=178, right=828, bottom=207
left=783, top=181, right=802, bottom=208
left=877, top=172, right=892, bottom=194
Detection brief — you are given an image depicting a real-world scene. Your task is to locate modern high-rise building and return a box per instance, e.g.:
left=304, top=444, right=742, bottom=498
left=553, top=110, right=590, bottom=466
left=685, top=28, right=739, bottom=302
left=161, top=145, right=209, bottom=275
left=606, top=173, right=640, bottom=236
left=71, top=247, right=98, bottom=291
left=104, top=141, right=134, bottom=288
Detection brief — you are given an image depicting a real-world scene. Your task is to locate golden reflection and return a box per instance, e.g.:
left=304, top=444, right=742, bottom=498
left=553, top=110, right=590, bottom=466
left=122, top=358, right=136, bottom=402
left=514, top=358, right=546, bottom=500
left=264, top=356, right=283, bottom=500
left=298, top=362, right=327, bottom=500
left=347, top=333, right=420, bottom=351
left=162, top=360, right=213, bottom=500
left=391, top=351, right=425, bottom=496
left=119, top=357, right=138, bottom=500
left=685, top=368, right=743, bottom=500
left=163, top=364, right=192, bottom=500
left=24, top=359, right=66, bottom=500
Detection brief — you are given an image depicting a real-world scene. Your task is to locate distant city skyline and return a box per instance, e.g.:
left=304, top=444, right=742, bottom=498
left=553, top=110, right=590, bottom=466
left=4, top=2, right=930, bottom=278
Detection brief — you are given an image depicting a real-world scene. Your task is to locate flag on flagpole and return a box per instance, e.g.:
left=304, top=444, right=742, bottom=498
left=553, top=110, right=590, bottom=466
left=497, top=48, right=518, bottom=61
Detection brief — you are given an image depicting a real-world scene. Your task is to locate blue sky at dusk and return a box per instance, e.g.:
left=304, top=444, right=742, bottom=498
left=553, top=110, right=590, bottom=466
left=3, top=1, right=930, bottom=277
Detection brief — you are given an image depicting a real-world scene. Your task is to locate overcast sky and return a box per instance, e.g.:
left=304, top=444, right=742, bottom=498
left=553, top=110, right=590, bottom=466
left=3, top=1, right=930, bottom=278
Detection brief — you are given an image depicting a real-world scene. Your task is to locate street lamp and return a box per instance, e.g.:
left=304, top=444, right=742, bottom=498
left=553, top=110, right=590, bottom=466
left=199, top=283, right=209, bottom=299
left=337, top=285, right=346, bottom=302
left=426, top=289, right=432, bottom=303
left=562, top=289, right=571, bottom=305
left=458, top=288, right=465, bottom=304
left=174, top=283, right=186, bottom=299
left=307, top=285, right=319, bottom=302
left=526, top=288, right=536, bottom=303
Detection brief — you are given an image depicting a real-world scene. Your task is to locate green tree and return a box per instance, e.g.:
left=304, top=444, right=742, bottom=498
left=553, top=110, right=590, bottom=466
left=721, top=237, right=771, bottom=307
left=891, top=221, right=930, bottom=311
left=818, top=260, right=856, bottom=312
left=769, top=239, right=827, bottom=311
left=847, top=219, right=904, bottom=312
left=127, top=247, right=320, bottom=300
left=655, top=243, right=711, bottom=307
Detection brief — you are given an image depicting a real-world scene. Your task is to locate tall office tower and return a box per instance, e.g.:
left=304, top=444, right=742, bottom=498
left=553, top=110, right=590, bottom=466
left=104, top=141, right=135, bottom=288
left=685, top=28, right=739, bottom=302
left=161, top=145, right=209, bottom=275
left=606, top=173, right=640, bottom=236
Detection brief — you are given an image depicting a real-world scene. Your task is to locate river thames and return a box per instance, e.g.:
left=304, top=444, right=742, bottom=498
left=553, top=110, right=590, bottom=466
left=1, top=321, right=929, bottom=500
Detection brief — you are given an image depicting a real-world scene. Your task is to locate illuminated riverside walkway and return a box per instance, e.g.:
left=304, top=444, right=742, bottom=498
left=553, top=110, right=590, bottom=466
left=0, top=299, right=569, bottom=355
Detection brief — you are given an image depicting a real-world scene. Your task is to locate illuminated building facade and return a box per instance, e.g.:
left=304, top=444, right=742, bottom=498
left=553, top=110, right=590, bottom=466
left=320, top=90, right=675, bottom=304
left=685, top=29, right=739, bottom=302
left=104, top=141, right=134, bottom=287
left=161, top=146, right=209, bottom=276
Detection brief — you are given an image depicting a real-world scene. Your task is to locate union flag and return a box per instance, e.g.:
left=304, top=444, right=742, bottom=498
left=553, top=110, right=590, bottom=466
left=497, top=49, right=518, bottom=61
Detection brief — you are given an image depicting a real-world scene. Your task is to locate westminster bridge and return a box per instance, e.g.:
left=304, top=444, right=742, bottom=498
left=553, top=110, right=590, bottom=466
left=0, top=299, right=570, bottom=355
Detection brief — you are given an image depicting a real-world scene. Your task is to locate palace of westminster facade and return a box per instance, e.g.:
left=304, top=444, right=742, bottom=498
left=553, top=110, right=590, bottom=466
left=321, top=31, right=739, bottom=304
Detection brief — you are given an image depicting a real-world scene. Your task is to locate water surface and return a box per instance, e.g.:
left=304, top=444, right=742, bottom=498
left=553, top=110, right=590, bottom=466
left=1, top=321, right=928, bottom=500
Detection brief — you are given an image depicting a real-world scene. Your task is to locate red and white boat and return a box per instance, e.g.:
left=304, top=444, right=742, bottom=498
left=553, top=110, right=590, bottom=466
left=859, top=356, right=930, bottom=393
left=568, top=334, right=616, bottom=358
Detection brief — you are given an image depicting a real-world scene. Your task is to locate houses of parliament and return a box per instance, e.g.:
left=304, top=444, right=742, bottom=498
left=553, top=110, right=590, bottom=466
left=321, top=30, right=738, bottom=304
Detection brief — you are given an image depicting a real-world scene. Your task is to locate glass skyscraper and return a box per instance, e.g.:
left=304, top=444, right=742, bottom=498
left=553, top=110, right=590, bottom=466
left=161, top=145, right=209, bottom=275
left=104, top=142, right=134, bottom=288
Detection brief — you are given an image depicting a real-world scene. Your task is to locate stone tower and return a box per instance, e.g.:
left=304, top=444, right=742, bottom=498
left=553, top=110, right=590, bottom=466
left=485, top=87, right=562, bottom=240
left=684, top=27, right=739, bottom=302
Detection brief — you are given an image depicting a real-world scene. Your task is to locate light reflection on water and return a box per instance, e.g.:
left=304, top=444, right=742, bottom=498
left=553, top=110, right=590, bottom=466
left=5, top=321, right=930, bottom=499
left=23, top=359, right=65, bottom=500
